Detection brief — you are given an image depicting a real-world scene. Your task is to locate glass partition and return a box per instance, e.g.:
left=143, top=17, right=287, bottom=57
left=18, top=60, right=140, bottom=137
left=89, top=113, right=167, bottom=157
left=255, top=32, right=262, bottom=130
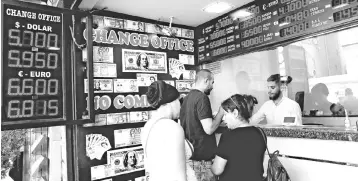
left=289, top=26, right=358, bottom=116
left=207, top=26, right=358, bottom=121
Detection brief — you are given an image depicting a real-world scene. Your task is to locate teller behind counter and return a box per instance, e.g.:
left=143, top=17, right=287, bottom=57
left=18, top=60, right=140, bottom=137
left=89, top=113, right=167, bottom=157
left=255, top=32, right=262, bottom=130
left=249, top=74, right=302, bottom=126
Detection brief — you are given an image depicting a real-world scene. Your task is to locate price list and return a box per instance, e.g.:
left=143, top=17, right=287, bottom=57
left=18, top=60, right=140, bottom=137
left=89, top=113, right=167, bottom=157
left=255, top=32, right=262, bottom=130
left=2, top=4, right=64, bottom=123
left=197, top=0, right=358, bottom=63
left=197, top=15, right=237, bottom=62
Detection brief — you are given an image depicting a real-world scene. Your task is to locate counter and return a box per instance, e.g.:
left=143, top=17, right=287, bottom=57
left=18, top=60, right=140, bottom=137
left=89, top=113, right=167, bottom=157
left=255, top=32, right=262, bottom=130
left=215, top=125, right=358, bottom=181
left=217, top=125, right=358, bottom=142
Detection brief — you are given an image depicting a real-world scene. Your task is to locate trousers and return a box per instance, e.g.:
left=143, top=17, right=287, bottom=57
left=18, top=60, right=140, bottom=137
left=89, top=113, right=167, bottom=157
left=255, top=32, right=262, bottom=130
left=187, top=160, right=217, bottom=181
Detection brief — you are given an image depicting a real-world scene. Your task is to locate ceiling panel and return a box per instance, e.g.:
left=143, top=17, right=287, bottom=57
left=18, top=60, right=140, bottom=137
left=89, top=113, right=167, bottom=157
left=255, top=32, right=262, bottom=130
left=79, top=0, right=254, bottom=27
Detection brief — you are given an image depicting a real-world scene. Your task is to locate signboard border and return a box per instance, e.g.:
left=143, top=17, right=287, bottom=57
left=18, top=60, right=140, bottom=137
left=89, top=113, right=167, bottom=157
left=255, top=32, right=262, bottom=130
left=0, top=0, right=89, bottom=130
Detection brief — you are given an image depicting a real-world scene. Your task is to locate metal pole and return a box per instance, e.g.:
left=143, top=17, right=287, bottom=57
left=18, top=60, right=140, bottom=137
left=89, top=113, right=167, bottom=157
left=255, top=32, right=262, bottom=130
left=86, top=15, right=95, bottom=122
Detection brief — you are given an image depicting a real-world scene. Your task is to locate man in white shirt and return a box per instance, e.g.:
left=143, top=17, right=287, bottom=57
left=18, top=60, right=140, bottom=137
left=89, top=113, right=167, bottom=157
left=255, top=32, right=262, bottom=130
left=251, top=74, right=302, bottom=125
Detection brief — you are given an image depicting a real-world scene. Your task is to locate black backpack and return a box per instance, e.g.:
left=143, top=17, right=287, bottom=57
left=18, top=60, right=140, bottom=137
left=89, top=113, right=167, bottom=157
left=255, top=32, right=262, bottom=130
left=257, top=128, right=291, bottom=181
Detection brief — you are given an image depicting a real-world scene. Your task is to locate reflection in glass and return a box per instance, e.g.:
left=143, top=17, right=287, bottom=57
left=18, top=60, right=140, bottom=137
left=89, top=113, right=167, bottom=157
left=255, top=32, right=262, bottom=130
left=1, top=126, right=67, bottom=181
left=288, top=26, right=358, bottom=116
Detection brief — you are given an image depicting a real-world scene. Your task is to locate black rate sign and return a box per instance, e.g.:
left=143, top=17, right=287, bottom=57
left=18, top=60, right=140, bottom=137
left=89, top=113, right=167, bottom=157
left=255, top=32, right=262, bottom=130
left=2, top=4, right=64, bottom=123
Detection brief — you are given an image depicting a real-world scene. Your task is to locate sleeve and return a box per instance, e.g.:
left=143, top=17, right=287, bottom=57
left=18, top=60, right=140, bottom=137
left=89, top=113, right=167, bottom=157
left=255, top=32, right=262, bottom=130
left=197, top=95, right=213, bottom=120
left=250, top=103, right=267, bottom=124
left=216, top=133, right=230, bottom=160
left=294, top=102, right=303, bottom=125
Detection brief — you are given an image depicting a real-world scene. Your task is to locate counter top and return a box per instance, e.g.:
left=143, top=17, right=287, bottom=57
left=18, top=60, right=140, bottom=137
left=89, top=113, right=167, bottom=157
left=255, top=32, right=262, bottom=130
left=216, top=125, right=358, bottom=142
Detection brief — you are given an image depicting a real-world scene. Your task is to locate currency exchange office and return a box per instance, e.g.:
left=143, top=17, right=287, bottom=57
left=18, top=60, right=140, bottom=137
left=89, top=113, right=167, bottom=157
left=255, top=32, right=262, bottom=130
left=1, top=0, right=358, bottom=181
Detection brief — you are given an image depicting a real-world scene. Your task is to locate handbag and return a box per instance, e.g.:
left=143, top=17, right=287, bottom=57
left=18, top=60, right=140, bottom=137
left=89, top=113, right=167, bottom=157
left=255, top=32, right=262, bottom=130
left=257, top=127, right=291, bottom=181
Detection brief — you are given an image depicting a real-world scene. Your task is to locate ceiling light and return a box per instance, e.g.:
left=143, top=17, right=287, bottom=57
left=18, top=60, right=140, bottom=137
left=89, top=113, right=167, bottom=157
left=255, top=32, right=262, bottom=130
left=279, top=22, right=289, bottom=27
left=202, top=1, right=234, bottom=14
left=40, top=0, right=48, bottom=5
left=230, top=9, right=253, bottom=20
left=332, top=3, right=349, bottom=10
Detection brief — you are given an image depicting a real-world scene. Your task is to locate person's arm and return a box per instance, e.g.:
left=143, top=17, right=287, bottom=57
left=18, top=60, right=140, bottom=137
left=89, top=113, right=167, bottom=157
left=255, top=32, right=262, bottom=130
left=250, top=103, right=267, bottom=125
left=211, top=155, right=227, bottom=175
left=211, top=132, right=229, bottom=175
left=201, top=106, right=225, bottom=135
left=294, top=102, right=303, bottom=125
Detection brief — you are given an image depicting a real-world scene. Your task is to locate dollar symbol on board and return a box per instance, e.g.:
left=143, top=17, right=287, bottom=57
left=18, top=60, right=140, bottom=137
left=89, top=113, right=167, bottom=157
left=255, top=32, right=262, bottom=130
left=15, top=22, right=20, bottom=29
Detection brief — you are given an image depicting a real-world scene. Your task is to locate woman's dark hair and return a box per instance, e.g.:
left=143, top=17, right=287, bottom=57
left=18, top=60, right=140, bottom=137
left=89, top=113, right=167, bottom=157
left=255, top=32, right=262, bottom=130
left=242, top=94, right=258, bottom=113
left=221, top=94, right=252, bottom=121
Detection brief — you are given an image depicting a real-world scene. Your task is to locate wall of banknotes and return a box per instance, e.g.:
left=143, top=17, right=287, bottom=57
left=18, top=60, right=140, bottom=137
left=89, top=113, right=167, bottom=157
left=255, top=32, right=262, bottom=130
left=75, top=11, right=196, bottom=181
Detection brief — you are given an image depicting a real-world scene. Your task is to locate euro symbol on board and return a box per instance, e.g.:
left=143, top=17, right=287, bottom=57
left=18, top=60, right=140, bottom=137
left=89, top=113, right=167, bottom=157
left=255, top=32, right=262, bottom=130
left=263, top=4, right=267, bottom=10
left=18, top=71, right=23, bottom=77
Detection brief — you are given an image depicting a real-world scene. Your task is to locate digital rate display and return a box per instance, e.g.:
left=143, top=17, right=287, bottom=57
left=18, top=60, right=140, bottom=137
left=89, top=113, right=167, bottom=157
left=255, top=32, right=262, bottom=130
left=197, top=0, right=358, bottom=63
left=2, top=4, right=64, bottom=122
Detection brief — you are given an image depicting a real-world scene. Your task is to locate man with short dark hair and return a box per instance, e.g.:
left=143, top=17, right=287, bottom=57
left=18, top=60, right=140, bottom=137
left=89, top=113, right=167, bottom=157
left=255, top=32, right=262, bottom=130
left=250, top=74, right=302, bottom=125
left=180, top=69, right=224, bottom=181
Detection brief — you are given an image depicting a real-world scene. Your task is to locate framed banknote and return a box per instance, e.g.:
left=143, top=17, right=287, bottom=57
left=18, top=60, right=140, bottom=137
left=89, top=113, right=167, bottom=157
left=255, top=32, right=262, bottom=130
left=103, top=17, right=116, bottom=28
left=84, top=79, right=114, bottom=93
left=145, top=23, right=162, bottom=34
left=82, top=46, right=114, bottom=63
left=176, top=80, right=194, bottom=92
left=107, top=113, right=129, bottom=125
left=113, top=79, right=139, bottom=93
left=163, top=80, right=175, bottom=87
left=122, top=49, right=167, bottom=73
left=129, top=111, right=150, bottom=122
left=123, top=20, right=144, bottom=32
left=179, top=54, right=195, bottom=65
left=107, top=147, right=145, bottom=176
left=94, top=63, right=117, bottom=77
left=114, top=127, right=142, bottom=148
left=137, top=74, right=157, bottom=87
left=90, top=164, right=114, bottom=180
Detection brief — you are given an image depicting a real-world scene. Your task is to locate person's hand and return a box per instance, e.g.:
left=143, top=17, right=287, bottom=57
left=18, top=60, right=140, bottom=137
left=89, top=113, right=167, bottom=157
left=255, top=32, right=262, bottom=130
left=218, top=106, right=225, bottom=115
left=219, top=121, right=227, bottom=127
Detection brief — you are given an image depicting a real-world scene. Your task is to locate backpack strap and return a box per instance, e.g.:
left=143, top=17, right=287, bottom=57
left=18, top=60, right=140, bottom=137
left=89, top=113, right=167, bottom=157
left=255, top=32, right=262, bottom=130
left=185, top=139, right=194, bottom=154
left=256, top=127, right=272, bottom=158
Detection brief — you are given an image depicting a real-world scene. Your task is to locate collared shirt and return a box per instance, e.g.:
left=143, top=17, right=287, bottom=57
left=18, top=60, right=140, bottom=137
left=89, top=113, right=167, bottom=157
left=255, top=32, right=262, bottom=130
left=250, top=97, right=302, bottom=125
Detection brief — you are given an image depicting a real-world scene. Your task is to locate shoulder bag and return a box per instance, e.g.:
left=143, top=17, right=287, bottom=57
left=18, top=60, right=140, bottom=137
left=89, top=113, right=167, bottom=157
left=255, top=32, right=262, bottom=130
left=257, top=127, right=291, bottom=181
